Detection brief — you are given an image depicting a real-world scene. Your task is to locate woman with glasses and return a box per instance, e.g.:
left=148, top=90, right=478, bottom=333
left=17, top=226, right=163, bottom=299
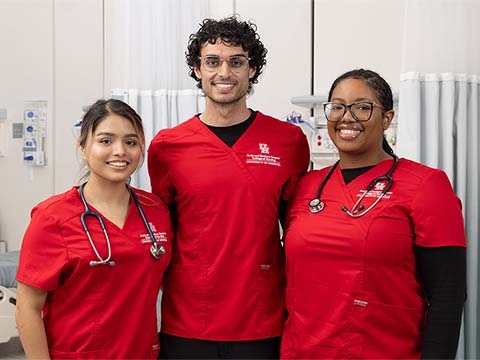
left=280, top=69, right=466, bottom=359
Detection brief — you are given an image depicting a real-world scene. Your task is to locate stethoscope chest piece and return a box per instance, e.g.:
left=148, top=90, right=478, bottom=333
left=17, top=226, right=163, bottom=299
left=309, top=198, right=325, bottom=213
left=150, top=243, right=166, bottom=259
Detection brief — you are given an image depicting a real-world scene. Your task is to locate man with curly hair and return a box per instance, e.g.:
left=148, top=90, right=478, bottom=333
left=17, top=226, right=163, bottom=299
left=148, top=16, right=310, bottom=359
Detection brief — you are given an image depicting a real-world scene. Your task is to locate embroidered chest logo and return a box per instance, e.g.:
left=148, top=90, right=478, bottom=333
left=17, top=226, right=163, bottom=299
left=259, top=143, right=270, bottom=154
left=357, top=180, right=392, bottom=199
left=149, top=222, right=158, bottom=233
left=246, top=143, right=281, bottom=167
left=373, top=182, right=386, bottom=191
left=140, top=223, right=168, bottom=243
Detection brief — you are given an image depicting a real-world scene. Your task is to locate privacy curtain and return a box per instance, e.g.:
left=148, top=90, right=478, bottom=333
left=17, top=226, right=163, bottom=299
left=111, top=89, right=205, bottom=189
left=106, top=0, right=208, bottom=189
left=396, top=1, right=480, bottom=358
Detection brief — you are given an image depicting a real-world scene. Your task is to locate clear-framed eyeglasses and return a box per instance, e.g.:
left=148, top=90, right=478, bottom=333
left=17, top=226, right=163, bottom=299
left=323, top=101, right=384, bottom=122
left=198, top=55, right=251, bottom=73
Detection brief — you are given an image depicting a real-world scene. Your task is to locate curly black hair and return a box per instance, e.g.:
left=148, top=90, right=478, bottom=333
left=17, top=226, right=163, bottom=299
left=186, top=16, right=267, bottom=94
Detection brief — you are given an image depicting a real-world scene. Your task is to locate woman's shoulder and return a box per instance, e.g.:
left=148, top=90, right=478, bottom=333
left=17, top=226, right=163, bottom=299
left=398, top=157, right=446, bottom=178
left=395, top=158, right=456, bottom=196
left=34, top=187, right=79, bottom=212
left=30, top=187, right=81, bottom=223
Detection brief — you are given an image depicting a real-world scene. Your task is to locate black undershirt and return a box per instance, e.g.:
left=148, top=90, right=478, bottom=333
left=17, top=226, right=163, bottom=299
left=341, top=166, right=374, bottom=184
left=203, top=110, right=257, bottom=147
left=342, top=166, right=466, bottom=359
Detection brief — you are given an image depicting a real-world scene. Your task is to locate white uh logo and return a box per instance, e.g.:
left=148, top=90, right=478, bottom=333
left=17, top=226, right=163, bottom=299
left=374, top=182, right=386, bottom=191
left=149, top=222, right=157, bottom=233
left=259, top=143, right=270, bottom=154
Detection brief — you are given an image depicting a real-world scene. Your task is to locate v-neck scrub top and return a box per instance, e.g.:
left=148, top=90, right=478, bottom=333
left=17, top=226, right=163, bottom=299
left=280, top=158, right=466, bottom=359
left=16, top=187, right=172, bottom=359
left=148, top=112, right=310, bottom=341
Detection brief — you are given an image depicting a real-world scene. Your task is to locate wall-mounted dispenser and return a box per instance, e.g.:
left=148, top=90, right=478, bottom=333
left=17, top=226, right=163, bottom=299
left=23, top=101, right=47, bottom=166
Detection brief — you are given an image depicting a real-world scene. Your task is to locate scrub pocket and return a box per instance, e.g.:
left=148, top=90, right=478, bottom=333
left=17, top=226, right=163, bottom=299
left=362, top=299, right=424, bottom=358
left=254, top=263, right=285, bottom=333
left=161, top=264, right=208, bottom=334
left=284, top=285, right=349, bottom=354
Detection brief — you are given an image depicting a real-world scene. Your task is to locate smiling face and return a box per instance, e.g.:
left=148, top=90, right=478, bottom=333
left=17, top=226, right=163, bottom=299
left=194, top=39, right=256, bottom=108
left=327, top=78, right=394, bottom=167
left=80, top=114, right=143, bottom=186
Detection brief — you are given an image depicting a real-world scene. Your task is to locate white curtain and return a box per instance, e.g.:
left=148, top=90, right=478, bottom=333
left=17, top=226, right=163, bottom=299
left=397, top=1, right=480, bottom=358
left=111, top=89, right=205, bottom=189
left=106, top=0, right=208, bottom=189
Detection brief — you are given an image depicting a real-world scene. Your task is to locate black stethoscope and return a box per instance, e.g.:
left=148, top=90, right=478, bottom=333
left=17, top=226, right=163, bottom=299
left=79, top=182, right=166, bottom=266
left=309, top=155, right=399, bottom=217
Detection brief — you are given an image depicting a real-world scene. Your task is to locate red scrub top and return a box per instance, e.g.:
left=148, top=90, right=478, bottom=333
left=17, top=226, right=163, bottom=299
left=17, top=187, right=172, bottom=359
left=148, top=112, right=310, bottom=341
left=281, top=158, right=466, bottom=359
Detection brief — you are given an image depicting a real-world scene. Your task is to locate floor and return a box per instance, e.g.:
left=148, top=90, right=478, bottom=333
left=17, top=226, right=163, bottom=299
left=0, top=337, right=25, bottom=359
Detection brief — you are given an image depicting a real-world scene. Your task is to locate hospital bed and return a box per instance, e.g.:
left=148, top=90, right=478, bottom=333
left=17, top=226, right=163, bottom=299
left=0, top=250, right=19, bottom=343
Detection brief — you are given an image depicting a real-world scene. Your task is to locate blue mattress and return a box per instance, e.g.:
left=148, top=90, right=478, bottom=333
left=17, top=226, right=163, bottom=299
left=0, top=251, right=19, bottom=288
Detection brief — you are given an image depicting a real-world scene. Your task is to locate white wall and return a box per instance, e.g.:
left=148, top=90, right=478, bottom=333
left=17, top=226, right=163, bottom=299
left=0, top=0, right=103, bottom=251
left=0, top=0, right=54, bottom=251
left=234, top=0, right=312, bottom=121
left=313, top=0, right=406, bottom=97
left=0, top=0, right=406, bottom=250
left=54, top=0, right=104, bottom=192
left=208, top=0, right=312, bottom=121
left=209, top=0, right=405, bottom=119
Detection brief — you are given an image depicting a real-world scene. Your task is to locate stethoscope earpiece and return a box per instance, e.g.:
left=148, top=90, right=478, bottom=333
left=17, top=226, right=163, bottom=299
left=89, top=260, right=115, bottom=267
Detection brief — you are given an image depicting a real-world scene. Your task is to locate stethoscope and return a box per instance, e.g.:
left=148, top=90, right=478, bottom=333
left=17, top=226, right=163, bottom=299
left=79, top=182, right=166, bottom=266
left=309, top=155, right=399, bottom=217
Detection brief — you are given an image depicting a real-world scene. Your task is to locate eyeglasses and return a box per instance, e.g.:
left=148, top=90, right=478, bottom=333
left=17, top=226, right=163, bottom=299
left=198, top=55, right=250, bottom=73
left=323, top=101, right=384, bottom=122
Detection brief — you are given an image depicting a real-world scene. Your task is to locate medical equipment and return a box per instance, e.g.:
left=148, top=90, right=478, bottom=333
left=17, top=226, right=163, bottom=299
left=309, top=155, right=399, bottom=217
left=79, top=183, right=166, bottom=266
left=290, top=96, right=339, bottom=170
left=23, top=101, right=47, bottom=166
left=0, top=250, right=20, bottom=343
left=0, top=286, right=17, bottom=343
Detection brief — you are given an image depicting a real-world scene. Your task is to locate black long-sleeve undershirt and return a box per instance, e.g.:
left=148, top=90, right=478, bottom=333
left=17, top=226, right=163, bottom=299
left=415, top=245, right=466, bottom=359
left=342, top=166, right=466, bottom=359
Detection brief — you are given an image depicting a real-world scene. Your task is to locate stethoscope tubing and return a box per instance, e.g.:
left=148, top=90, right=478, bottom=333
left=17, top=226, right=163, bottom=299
left=128, top=187, right=166, bottom=259
left=79, top=182, right=165, bottom=266
left=309, top=155, right=399, bottom=217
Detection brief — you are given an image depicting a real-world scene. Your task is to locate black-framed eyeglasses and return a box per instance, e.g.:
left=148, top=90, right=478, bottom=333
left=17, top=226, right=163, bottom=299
left=323, top=101, right=384, bottom=122
left=198, top=55, right=251, bottom=73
